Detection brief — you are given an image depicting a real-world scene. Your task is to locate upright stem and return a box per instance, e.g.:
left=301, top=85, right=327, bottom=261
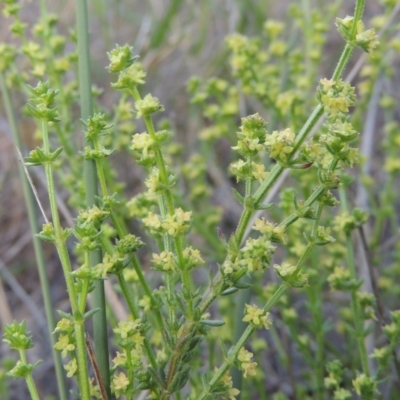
left=19, top=351, right=40, bottom=400
left=75, top=0, right=110, bottom=396
left=130, top=87, right=194, bottom=319
left=41, top=119, right=91, bottom=399
left=310, top=205, right=325, bottom=399
left=0, top=72, right=68, bottom=400
left=339, top=188, right=370, bottom=377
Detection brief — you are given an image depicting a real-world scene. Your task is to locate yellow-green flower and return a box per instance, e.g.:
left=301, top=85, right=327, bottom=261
left=243, top=304, right=272, bottom=330
left=64, top=358, right=77, bottom=378
left=54, top=334, right=75, bottom=358
left=113, top=372, right=129, bottom=397
left=135, top=94, right=164, bottom=118
left=237, top=347, right=257, bottom=378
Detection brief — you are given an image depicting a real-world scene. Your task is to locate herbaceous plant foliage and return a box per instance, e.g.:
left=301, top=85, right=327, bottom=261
left=1, top=0, right=400, bottom=399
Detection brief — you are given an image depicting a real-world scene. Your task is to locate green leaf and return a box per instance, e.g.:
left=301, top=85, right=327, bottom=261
left=221, top=287, right=239, bottom=296
left=57, top=310, right=72, bottom=320
left=83, top=308, right=100, bottom=321
left=199, top=319, right=225, bottom=327
left=232, top=188, right=244, bottom=204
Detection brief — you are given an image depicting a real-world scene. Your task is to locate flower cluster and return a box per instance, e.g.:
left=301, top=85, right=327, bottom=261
left=242, top=304, right=272, bottom=329
left=352, top=374, right=378, bottom=398
left=229, top=113, right=274, bottom=185
left=130, top=132, right=154, bottom=159
left=327, top=266, right=361, bottom=291
left=252, top=218, right=287, bottom=243
left=318, top=118, right=360, bottom=167
left=316, top=78, right=356, bottom=117
left=53, top=318, right=75, bottom=358
left=107, top=44, right=138, bottom=73
left=333, top=208, right=369, bottom=233
left=111, top=319, right=147, bottom=397
left=220, top=372, right=240, bottom=400
left=152, top=251, right=176, bottom=272
left=237, top=347, right=257, bottom=378
left=142, top=208, right=192, bottom=237
left=135, top=94, right=164, bottom=119
left=26, top=80, right=60, bottom=122
left=3, top=321, right=34, bottom=351
left=107, top=44, right=146, bottom=92
left=274, top=262, right=308, bottom=288
left=229, top=160, right=269, bottom=183
left=324, top=360, right=351, bottom=399
left=382, top=310, right=400, bottom=346
left=232, top=114, right=268, bottom=157
left=94, top=252, right=127, bottom=277
left=336, top=16, right=379, bottom=53
left=0, top=43, right=16, bottom=72
left=264, top=128, right=296, bottom=164
left=234, top=236, right=275, bottom=273
left=52, top=318, right=78, bottom=378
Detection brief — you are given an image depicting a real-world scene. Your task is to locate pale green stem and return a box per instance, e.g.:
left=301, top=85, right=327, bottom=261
left=75, top=0, right=110, bottom=394
left=19, top=351, right=40, bottom=400
left=158, top=193, right=177, bottom=326
left=79, top=251, right=91, bottom=313
left=310, top=205, right=324, bottom=400
left=197, top=242, right=315, bottom=400
left=118, top=273, right=158, bottom=369
left=130, top=87, right=194, bottom=319
left=41, top=120, right=91, bottom=399
left=0, top=71, right=68, bottom=400
left=92, top=145, right=164, bottom=331
left=339, top=187, right=370, bottom=377
left=97, top=235, right=159, bottom=370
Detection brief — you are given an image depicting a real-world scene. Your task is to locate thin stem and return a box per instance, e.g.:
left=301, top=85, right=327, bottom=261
left=75, top=0, right=110, bottom=394
left=41, top=119, right=91, bottom=399
left=130, top=86, right=194, bottom=319
left=19, top=351, right=40, bottom=400
left=0, top=71, right=68, bottom=400
left=198, top=240, right=315, bottom=400
left=93, top=141, right=164, bottom=330
left=118, top=273, right=158, bottom=369
left=310, top=205, right=324, bottom=399
left=79, top=252, right=91, bottom=314
left=339, top=187, right=370, bottom=377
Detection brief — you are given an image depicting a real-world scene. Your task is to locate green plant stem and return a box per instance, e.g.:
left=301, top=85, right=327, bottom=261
left=39, top=0, right=75, bottom=158
left=117, top=271, right=158, bottom=369
left=198, top=242, right=315, bottom=400
left=75, top=0, right=110, bottom=395
left=97, top=235, right=159, bottom=369
left=227, top=3, right=365, bottom=393
left=164, top=179, right=328, bottom=394
left=93, top=143, right=163, bottom=330
left=19, top=351, right=40, bottom=400
left=130, top=87, right=194, bottom=319
left=0, top=71, right=68, bottom=400
left=126, top=349, right=135, bottom=398
left=92, top=144, right=166, bottom=346
left=79, top=252, right=91, bottom=313
left=310, top=204, right=325, bottom=400
left=331, top=0, right=365, bottom=82
left=339, top=187, right=370, bottom=377
left=41, top=119, right=91, bottom=399
left=197, top=281, right=297, bottom=399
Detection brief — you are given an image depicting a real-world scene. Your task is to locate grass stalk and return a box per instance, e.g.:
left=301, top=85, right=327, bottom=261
left=75, top=0, right=111, bottom=396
